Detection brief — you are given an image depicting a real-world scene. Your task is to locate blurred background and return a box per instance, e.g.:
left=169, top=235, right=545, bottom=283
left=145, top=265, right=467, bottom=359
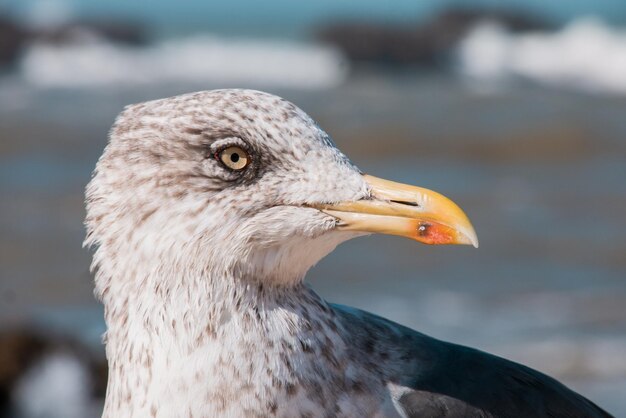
left=1, top=0, right=625, bottom=416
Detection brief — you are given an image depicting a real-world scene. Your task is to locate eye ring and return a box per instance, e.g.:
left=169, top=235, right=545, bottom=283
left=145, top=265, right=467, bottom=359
left=215, top=146, right=250, bottom=171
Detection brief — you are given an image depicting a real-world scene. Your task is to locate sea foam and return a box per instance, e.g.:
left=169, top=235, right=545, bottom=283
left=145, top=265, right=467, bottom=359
left=19, top=34, right=348, bottom=89
left=457, top=17, right=626, bottom=95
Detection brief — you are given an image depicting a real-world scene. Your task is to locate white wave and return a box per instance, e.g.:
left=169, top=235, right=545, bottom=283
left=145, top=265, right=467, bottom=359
left=19, top=34, right=348, bottom=89
left=457, top=17, right=626, bottom=95
left=12, top=353, right=97, bottom=418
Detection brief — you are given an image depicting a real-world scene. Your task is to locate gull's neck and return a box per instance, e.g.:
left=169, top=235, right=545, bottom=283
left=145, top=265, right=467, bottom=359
left=100, top=270, right=346, bottom=418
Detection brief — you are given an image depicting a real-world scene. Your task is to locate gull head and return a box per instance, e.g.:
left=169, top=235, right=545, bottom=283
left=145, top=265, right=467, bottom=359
left=85, top=89, right=477, bottom=290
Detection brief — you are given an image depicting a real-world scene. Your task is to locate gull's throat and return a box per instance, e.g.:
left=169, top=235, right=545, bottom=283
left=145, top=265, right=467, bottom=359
left=100, top=277, right=344, bottom=418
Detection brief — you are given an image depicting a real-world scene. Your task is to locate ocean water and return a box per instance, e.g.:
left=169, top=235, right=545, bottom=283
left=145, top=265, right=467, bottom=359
left=5, top=0, right=626, bottom=36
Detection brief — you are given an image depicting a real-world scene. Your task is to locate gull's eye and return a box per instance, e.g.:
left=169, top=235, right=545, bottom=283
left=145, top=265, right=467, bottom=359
left=216, top=146, right=250, bottom=170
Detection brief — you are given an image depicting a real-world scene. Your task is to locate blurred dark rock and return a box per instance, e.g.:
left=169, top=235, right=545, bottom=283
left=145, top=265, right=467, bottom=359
left=0, top=14, right=149, bottom=69
left=0, top=16, right=29, bottom=69
left=318, top=23, right=440, bottom=67
left=0, top=327, right=106, bottom=417
left=316, top=8, right=553, bottom=68
left=435, top=8, right=551, bottom=33
left=40, top=20, right=150, bottom=46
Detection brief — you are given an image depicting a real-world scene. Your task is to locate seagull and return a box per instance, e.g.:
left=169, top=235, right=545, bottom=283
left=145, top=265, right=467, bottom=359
left=85, top=89, right=612, bottom=418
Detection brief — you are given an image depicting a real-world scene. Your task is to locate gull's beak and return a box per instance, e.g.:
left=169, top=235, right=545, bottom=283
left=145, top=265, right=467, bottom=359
left=314, top=175, right=478, bottom=247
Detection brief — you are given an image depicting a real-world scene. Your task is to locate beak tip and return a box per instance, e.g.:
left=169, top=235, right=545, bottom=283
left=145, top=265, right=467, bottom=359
left=469, top=232, right=479, bottom=248
left=460, top=227, right=479, bottom=249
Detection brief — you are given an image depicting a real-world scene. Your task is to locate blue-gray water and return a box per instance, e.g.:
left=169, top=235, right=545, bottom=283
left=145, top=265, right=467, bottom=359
left=4, top=0, right=626, bottom=38
left=1, top=74, right=625, bottom=415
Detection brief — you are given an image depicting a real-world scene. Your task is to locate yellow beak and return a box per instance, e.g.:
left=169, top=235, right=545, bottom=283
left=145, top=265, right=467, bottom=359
left=314, top=175, right=478, bottom=247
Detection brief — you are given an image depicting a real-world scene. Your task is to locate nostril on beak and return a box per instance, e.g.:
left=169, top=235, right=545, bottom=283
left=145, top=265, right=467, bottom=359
left=390, top=200, right=419, bottom=208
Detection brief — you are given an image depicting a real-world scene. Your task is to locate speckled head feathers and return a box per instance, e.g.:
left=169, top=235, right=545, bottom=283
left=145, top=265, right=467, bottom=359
left=85, top=89, right=368, bottom=294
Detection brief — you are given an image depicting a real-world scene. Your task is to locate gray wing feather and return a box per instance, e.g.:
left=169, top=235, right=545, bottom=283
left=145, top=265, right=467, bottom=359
left=332, top=305, right=614, bottom=418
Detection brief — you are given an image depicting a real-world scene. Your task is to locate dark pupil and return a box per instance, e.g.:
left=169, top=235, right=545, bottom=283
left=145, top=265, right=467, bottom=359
left=230, top=153, right=240, bottom=163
